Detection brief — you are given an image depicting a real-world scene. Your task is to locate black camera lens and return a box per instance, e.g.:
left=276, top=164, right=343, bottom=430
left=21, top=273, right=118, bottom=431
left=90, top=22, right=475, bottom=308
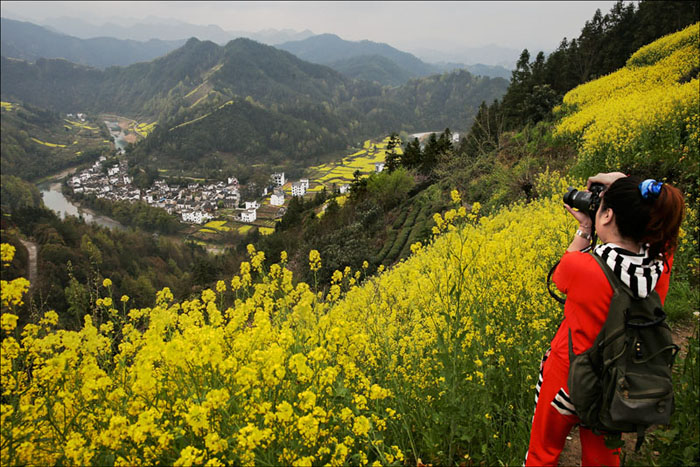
left=563, top=183, right=605, bottom=219
left=564, top=188, right=595, bottom=213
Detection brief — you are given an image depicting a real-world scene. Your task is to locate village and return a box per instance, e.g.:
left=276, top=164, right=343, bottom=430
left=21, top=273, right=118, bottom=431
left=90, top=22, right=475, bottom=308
left=63, top=130, right=440, bottom=231
left=65, top=157, right=316, bottom=226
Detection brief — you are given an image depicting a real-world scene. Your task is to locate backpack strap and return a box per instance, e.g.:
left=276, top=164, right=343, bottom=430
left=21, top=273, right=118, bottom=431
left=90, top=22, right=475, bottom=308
left=589, top=251, right=628, bottom=296
left=635, top=425, right=646, bottom=452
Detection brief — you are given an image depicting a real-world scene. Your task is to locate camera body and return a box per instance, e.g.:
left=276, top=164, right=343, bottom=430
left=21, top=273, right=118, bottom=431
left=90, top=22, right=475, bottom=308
left=563, top=182, right=605, bottom=222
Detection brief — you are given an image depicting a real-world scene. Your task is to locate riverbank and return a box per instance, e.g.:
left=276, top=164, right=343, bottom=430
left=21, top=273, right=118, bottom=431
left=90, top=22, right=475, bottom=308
left=39, top=180, right=126, bottom=230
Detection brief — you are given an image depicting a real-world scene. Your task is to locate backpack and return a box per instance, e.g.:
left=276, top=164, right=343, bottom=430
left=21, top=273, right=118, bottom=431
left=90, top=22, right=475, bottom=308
left=567, top=252, right=679, bottom=450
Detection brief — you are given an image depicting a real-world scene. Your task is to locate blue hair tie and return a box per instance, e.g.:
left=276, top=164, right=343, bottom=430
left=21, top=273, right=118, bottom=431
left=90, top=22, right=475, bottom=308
left=639, top=179, right=663, bottom=200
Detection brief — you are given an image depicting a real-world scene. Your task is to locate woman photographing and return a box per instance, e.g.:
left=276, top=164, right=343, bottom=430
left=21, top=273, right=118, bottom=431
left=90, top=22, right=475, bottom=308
left=525, top=172, right=685, bottom=465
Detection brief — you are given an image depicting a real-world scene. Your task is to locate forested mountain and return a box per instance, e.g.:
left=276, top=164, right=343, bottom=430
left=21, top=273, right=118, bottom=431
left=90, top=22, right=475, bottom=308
left=0, top=18, right=186, bottom=69
left=326, top=54, right=419, bottom=86
left=0, top=101, right=112, bottom=180
left=278, top=34, right=437, bottom=74
left=2, top=36, right=508, bottom=170
left=1, top=37, right=368, bottom=118
left=277, top=33, right=442, bottom=84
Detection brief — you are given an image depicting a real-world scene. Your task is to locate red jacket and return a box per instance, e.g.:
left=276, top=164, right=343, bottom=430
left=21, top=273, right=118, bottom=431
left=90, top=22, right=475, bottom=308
left=549, top=250, right=673, bottom=364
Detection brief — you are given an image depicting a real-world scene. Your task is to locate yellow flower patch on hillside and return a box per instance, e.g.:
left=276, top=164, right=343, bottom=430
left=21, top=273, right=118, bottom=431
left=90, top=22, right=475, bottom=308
left=203, top=220, right=231, bottom=232
left=555, top=23, right=699, bottom=173
left=30, top=137, right=67, bottom=148
left=0, top=171, right=586, bottom=466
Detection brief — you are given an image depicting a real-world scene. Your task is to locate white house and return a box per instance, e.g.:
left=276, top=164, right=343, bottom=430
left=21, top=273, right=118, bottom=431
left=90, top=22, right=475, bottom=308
left=375, top=162, right=385, bottom=173
left=245, top=200, right=260, bottom=210
left=300, top=178, right=310, bottom=190
left=292, top=182, right=306, bottom=197
left=339, top=184, right=350, bottom=194
left=182, top=211, right=205, bottom=224
left=108, top=166, right=120, bottom=176
left=270, top=188, right=285, bottom=206
left=271, top=172, right=286, bottom=187
left=241, top=208, right=257, bottom=223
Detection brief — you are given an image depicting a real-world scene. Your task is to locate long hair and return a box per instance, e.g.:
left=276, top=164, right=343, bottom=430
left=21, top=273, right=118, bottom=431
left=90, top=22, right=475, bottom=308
left=601, top=176, right=685, bottom=262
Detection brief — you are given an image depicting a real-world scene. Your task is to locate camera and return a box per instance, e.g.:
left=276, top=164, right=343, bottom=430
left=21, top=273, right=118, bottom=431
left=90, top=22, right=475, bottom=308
left=563, top=183, right=605, bottom=221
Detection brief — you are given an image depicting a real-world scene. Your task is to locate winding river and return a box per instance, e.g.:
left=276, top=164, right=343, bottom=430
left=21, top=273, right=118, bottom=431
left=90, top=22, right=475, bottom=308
left=37, top=121, right=127, bottom=230
left=38, top=180, right=125, bottom=230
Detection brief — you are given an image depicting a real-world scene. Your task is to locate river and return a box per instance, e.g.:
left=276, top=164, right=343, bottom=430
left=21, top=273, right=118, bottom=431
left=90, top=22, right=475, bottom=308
left=39, top=180, right=126, bottom=230
left=37, top=121, right=127, bottom=230
left=104, top=120, right=128, bottom=154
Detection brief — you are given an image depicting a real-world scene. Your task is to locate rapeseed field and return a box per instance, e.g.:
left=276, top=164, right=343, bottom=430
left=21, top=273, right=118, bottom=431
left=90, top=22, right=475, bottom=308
left=555, top=23, right=698, bottom=175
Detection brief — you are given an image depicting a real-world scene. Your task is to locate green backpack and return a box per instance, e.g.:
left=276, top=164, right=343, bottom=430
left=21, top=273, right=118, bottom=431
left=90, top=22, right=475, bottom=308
left=567, top=252, right=679, bottom=450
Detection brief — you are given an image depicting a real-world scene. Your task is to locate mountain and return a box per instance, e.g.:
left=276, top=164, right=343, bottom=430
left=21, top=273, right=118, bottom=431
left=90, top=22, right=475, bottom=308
left=0, top=100, right=112, bottom=180
left=38, top=15, right=314, bottom=45
left=277, top=34, right=440, bottom=78
left=1, top=37, right=509, bottom=170
left=463, top=64, right=512, bottom=80
left=411, top=43, right=523, bottom=68
left=327, top=54, right=419, bottom=86
left=0, top=18, right=186, bottom=69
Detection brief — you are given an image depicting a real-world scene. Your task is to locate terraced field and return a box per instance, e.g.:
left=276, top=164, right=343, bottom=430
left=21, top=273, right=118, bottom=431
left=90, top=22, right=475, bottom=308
left=305, top=136, right=402, bottom=192
left=372, top=187, right=444, bottom=266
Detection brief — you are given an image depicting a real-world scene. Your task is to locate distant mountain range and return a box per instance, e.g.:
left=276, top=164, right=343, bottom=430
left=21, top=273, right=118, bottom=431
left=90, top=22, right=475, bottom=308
left=37, top=15, right=316, bottom=45
left=2, top=14, right=514, bottom=78
left=277, top=34, right=512, bottom=83
left=1, top=18, right=512, bottom=85
left=1, top=35, right=509, bottom=169
left=1, top=18, right=186, bottom=69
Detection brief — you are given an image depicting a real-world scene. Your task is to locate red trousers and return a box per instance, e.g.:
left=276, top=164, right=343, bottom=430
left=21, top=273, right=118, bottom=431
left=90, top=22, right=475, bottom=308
left=525, top=349, right=621, bottom=466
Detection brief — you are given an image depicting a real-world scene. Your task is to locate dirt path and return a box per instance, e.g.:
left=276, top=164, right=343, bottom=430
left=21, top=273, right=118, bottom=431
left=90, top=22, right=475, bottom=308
left=19, top=239, right=38, bottom=289
left=558, top=322, right=696, bottom=465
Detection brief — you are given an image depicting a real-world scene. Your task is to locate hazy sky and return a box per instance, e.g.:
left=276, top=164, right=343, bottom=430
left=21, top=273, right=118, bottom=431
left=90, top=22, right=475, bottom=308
left=3, top=1, right=621, bottom=52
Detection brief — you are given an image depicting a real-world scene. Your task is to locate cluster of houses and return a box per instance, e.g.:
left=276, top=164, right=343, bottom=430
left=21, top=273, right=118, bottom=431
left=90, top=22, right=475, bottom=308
left=67, top=157, right=241, bottom=225
left=65, top=162, right=321, bottom=227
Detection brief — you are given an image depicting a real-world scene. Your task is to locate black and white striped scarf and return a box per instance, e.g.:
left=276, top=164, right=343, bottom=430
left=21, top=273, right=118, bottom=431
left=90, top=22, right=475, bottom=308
left=593, top=243, right=664, bottom=298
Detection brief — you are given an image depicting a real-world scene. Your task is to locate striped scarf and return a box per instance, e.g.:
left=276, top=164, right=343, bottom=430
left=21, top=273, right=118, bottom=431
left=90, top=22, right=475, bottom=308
left=593, top=243, right=664, bottom=298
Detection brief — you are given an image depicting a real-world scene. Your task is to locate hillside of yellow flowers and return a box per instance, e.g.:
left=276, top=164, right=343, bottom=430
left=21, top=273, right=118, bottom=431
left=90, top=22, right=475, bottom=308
left=2, top=24, right=699, bottom=467
left=0, top=173, right=570, bottom=466
left=3, top=171, right=697, bottom=466
left=554, top=23, right=699, bottom=185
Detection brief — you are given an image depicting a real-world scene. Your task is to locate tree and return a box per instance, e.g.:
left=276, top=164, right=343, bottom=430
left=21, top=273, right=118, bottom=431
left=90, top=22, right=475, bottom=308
left=384, top=132, right=402, bottom=172
left=462, top=100, right=504, bottom=158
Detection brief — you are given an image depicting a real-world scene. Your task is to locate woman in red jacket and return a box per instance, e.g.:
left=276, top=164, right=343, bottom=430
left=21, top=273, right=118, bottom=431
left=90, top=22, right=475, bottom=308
left=524, top=172, right=685, bottom=466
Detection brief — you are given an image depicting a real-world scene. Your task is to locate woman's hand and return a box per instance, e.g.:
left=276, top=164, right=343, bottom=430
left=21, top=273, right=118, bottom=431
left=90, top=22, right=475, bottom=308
left=563, top=204, right=592, bottom=233
left=587, top=172, right=626, bottom=189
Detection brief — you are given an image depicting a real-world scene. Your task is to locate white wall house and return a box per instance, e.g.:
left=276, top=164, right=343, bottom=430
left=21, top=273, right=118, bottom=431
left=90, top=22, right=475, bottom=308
left=245, top=200, right=260, bottom=210
left=182, top=211, right=203, bottom=224
left=271, top=172, right=286, bottom=187
left=241, top=208, right=257, bottom=223
left=375, top=162, right=385, bottom=173
left=292, top=182, right=306, bottom=197
left=339, top=184, right=350, bottom=194
left=270, top=188, right=285, bottom=206
left=184, top=211, right=213, bottom=224
left=300, top=178, right=310, bottom=190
